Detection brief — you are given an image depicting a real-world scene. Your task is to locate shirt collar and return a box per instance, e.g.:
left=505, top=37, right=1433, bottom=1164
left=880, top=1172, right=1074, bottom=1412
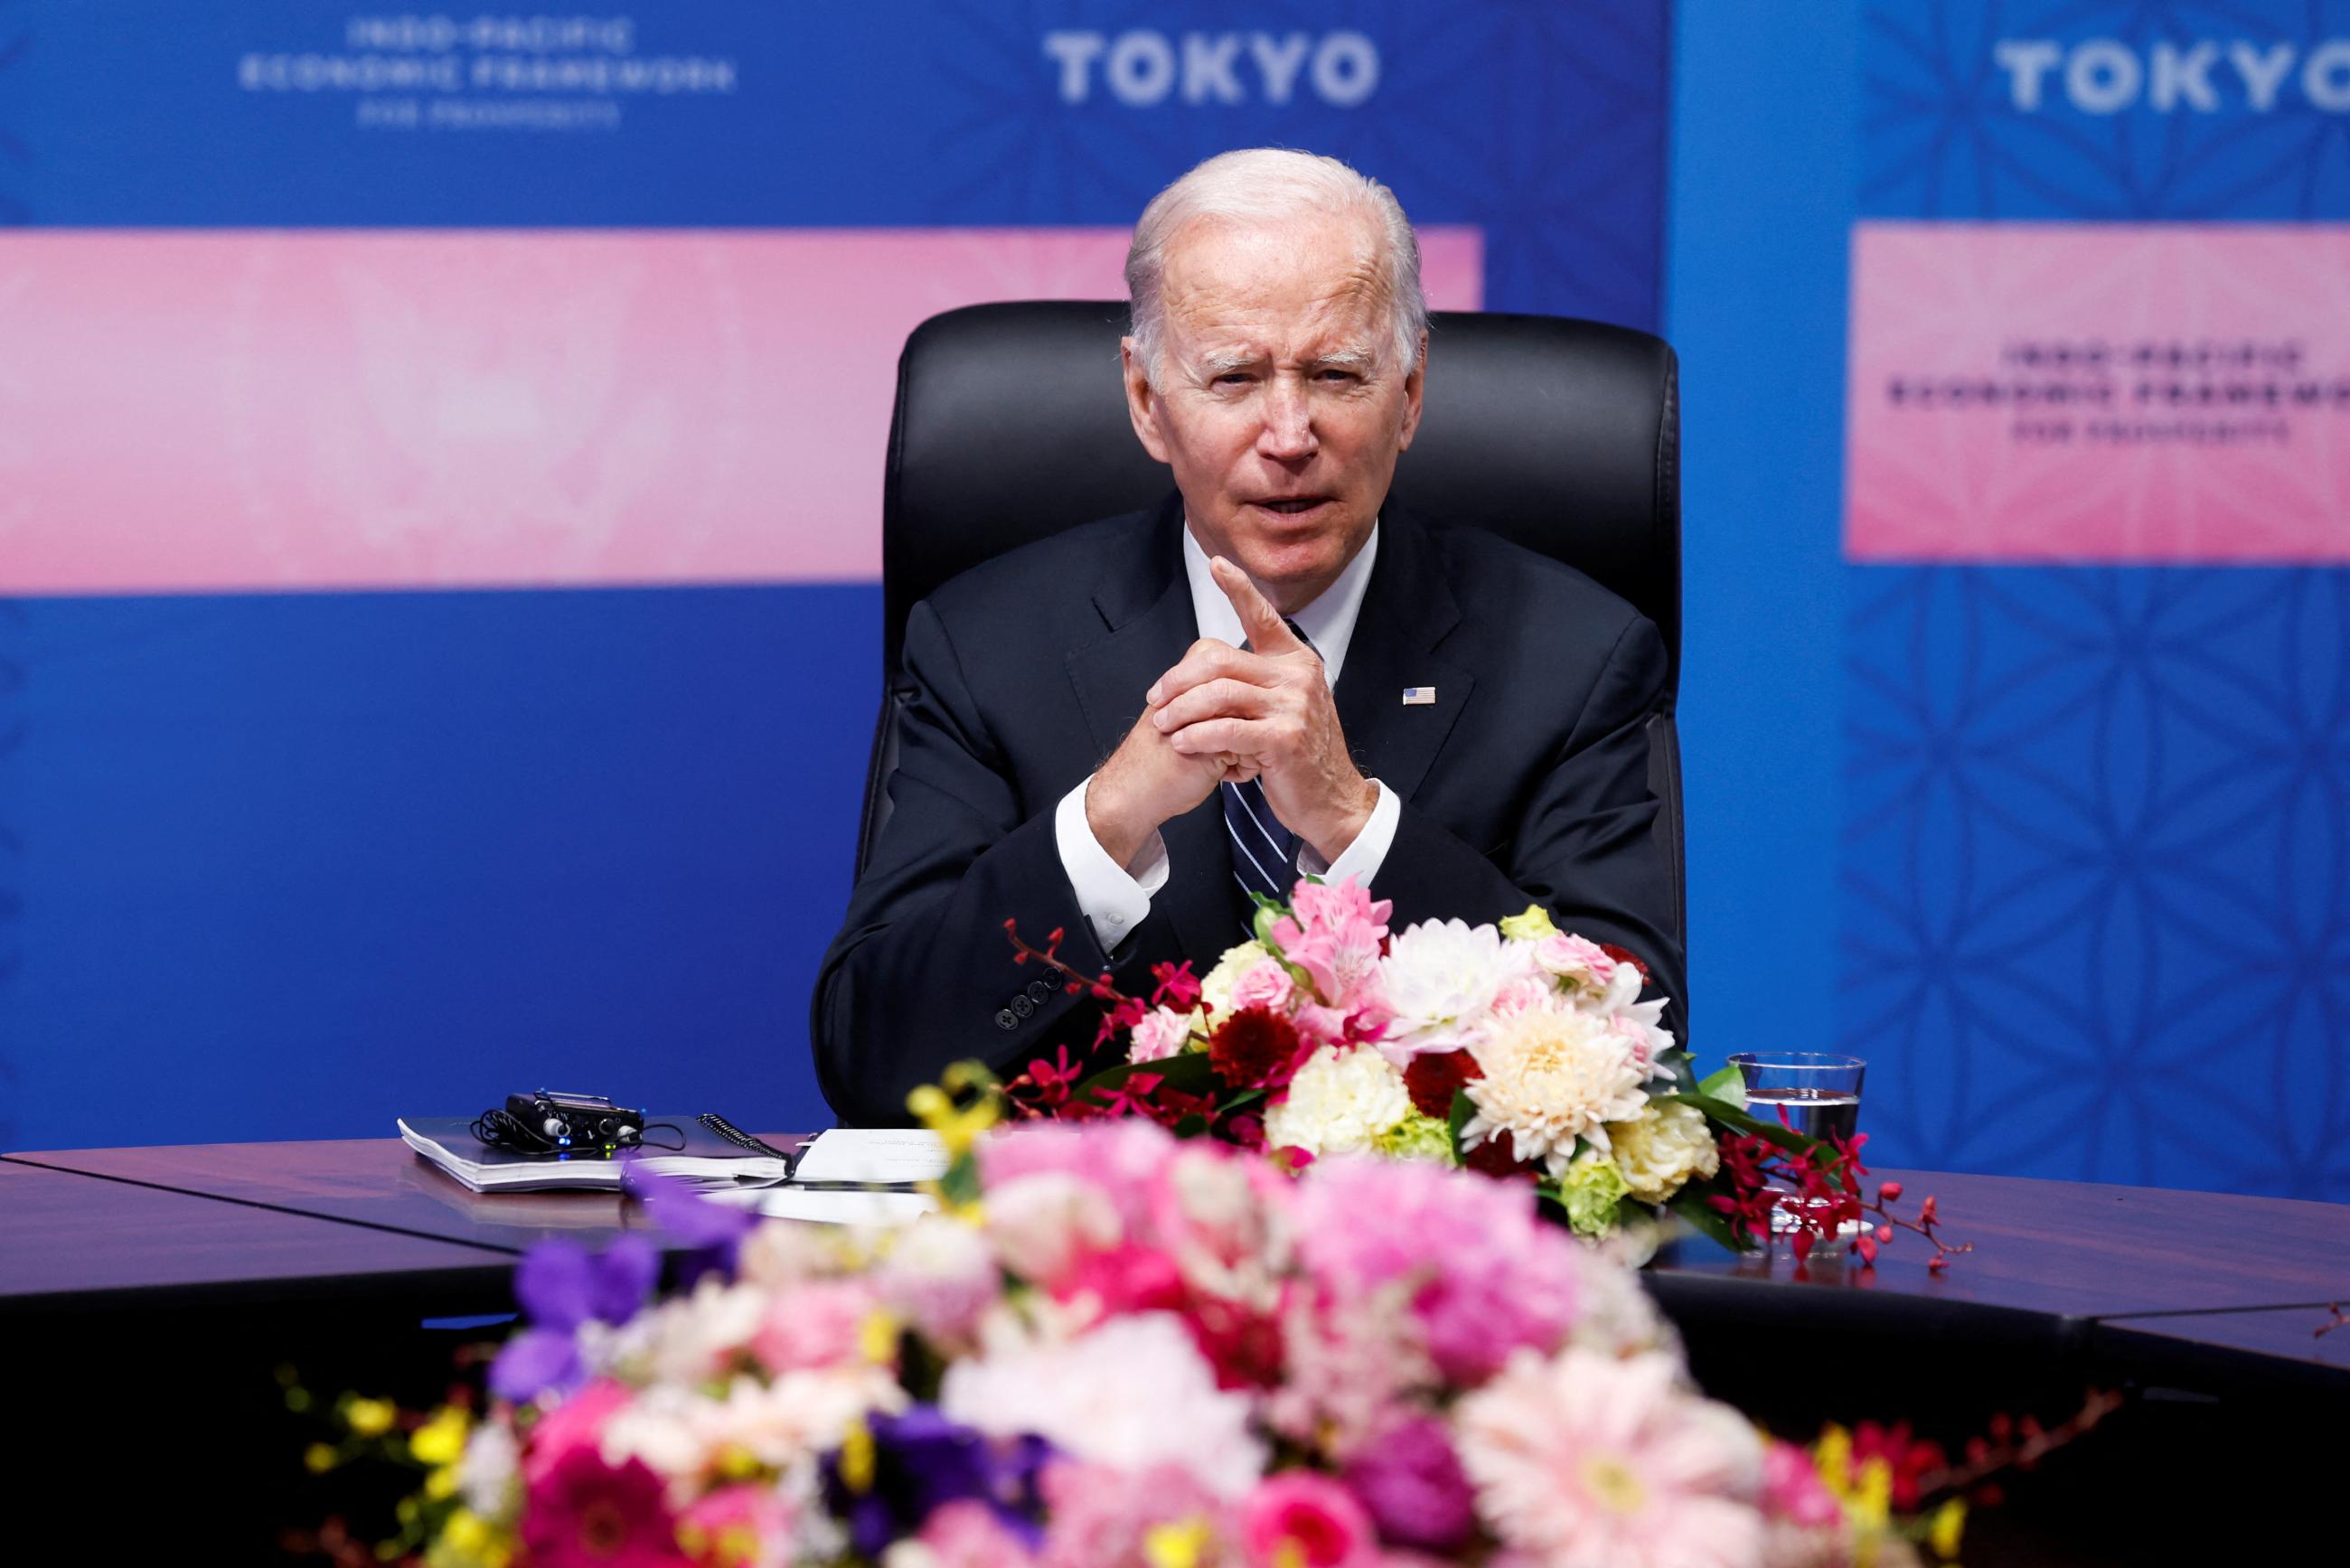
left=1180, top=516, right=1380, bottom=688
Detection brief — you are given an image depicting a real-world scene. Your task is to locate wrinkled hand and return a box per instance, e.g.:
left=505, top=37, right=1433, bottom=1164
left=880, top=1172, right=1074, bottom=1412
left=1147, top=557, right=1378, bottom=862
left=1086, top=702, right=1236, bottom=872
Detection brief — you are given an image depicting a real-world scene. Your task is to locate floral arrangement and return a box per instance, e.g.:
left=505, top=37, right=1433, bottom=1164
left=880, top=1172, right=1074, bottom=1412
left=375, top=1094, right=2000, bottom=1568
left=1001, top=878, right=1960, bottom=1268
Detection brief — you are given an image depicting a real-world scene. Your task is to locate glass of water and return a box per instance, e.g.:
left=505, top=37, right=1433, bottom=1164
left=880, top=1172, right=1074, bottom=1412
left=1725, top=1052, right=1866, bottom=1232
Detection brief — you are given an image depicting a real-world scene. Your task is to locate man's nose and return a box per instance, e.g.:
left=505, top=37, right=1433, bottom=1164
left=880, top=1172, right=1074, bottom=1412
left=1256, top=380, right=1318, bottom=462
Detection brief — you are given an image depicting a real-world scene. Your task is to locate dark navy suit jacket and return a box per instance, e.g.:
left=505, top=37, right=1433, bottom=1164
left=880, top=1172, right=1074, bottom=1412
left=812, top=499, right=1683, bottom=1125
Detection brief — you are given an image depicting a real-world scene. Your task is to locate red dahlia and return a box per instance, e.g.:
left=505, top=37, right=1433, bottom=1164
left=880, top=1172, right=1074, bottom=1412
left=1208, top=1006, right=1303, bottom=1089
left=1403, top=1048, right=1483, bottom=1119
left=1462, top=1126, right=1536, bottom=1180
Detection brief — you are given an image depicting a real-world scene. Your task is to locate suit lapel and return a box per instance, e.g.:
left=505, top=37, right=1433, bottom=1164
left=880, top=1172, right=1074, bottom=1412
left=1065, top=499, right=1234, bottom=962
left=1334, top=510, right=1473, bottom=806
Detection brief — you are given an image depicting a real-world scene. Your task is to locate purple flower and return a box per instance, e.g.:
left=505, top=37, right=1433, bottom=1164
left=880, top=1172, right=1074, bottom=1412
left=623, top=1160, right=759, bottom=1284
left=825, top=1405, right=1053, bottom=1555
left=1341, top=1417, right=1477, bottom=1551
left=489, top=1234, right=660, bottom=1403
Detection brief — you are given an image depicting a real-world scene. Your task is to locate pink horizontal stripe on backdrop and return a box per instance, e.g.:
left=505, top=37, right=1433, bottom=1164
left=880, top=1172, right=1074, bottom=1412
left=1846, top=222, right=2350, bottom=564
left=0, top=228, right=1483, bottom=594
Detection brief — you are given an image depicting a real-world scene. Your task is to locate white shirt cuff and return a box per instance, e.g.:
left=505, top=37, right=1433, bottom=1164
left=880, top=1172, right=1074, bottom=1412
left=1055, top=776, right=1168, bottom=953
left=1298, top=779, right=1401, bottom=890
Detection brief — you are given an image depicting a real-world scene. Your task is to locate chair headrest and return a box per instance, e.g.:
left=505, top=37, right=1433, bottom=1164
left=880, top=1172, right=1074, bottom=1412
left=884, top=302, right=1679, bottom=690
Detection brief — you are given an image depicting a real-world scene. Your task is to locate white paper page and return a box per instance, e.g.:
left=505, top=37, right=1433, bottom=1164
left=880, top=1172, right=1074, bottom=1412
left=790, top=1128, right=951, bottom=1186
left=707, top=1186, right=940, bottom=1225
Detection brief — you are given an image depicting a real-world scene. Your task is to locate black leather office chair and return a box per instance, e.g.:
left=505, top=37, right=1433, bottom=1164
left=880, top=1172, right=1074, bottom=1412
left=862, top=301, right=1685, bottom=946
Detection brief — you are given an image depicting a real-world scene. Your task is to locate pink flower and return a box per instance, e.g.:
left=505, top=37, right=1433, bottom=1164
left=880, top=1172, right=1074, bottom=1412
left=1039, top=1460, right=1232, bottom=1568
left=1229, top=959, right=1296, bottom=1012
left=748, top=1277, right=877, bottom=1375
left=1128, top=1005, right=1195, bottom=1063
left=1489, top=972, right=1555, bottom=1019
left=522, top=1447, right=686, bottom=1568
left=1289, top=1157, right=1584, bottom=1383
left=878, top=1215, right=1001, bottom=1348
left=1533, top=933, right=1619, bottom=996
left=1342, top=1417, right=1477, bottom=1552
left=921, top=1498, right=1042, bottom=1568
left=1049, top=1241, right=1188, bottom=1319
left=981, top=1120, right=1178, bottom=1235
left=676, top=1483, right=794, bottom=1567
left=1241, top=1471, right=1377, bottom=1568
left=1760, top=1441, right=1842, bottom=1530
left=521, top=1377, right=633, bottom=1489
left=1454, top=1347, right=1764, bottom=1568
left=1270, top=878, right=1393, bottom=1009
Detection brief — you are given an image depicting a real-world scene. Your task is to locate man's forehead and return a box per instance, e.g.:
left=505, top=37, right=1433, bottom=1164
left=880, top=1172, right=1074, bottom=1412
left=1159, top=215, right=1390, bottom=358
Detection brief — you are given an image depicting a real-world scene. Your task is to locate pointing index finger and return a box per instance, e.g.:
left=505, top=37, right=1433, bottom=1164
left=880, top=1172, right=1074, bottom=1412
left=1209, top=557, right=1303, bottom=655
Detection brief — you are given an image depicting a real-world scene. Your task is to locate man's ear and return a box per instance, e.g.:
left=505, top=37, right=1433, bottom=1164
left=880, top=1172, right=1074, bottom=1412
left=1395, top=332, right=1428, bottom=453
left=1122, top=338, right=1173, bottom=465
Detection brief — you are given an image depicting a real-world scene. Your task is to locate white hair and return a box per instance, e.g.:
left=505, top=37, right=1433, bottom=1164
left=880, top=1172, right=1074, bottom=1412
left=1125, top=147, right=1428, bottom=384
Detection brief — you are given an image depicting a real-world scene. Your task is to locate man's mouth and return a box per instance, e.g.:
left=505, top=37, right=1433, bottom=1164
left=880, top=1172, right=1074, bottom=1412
left=1253, top=497, right=1331, bottom=515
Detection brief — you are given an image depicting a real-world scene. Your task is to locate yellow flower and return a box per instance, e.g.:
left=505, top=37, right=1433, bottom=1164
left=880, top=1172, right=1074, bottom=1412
left=425, top=1465, right=459, bottom=1500
left=343, top=1395, right=397, bottom=1437
left=409, top=1405, right=468, bottom=1467
left=303, top=1442, right=339, bottom=1474
left=1499, top=904, right=1561, bottom=941
left=1928, top=1498, right=1967, bottom=1558
left=906, top=1084, right=998, bottom=1159
left=1813, top=1424, right=1853, bottom=1496
left=429, top=1508, right=515, bottom=1568
left=1142, top=1518, right=1213, bottom=1568
left=1849, top=1456, right=1894, bottom=1529
left=860, top=1308, right=903, bottom=1366
left=838, top=1420, right=876, bottom=1494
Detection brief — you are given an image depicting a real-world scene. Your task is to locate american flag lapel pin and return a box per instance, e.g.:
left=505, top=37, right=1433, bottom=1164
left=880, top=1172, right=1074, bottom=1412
left=1402, top=686, right=1436, bottom=706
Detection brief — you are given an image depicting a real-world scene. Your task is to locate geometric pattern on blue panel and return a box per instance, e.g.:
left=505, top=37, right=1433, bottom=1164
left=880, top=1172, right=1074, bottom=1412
left=1841, top=567, right=2350, bottom=1199
left=915, top=0, right=1668, bottom=327
left=0, top=2, right=26, bottom=225
left=1850, top=0, right=2350, bottom=1199
left=1863, top=0, right=2350, bottom=221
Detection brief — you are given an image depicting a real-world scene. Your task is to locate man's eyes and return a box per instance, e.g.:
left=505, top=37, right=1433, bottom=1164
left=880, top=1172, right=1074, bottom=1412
left=1208, top=369, right=1359, bottom=386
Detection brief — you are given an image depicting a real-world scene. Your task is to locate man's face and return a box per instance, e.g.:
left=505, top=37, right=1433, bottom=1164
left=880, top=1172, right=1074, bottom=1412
left=1123, top=211, right=1424, bottom=614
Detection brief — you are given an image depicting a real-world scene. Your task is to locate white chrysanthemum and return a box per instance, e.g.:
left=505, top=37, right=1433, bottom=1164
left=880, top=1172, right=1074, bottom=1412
left=1264, top=1043, right=1414, bottom=1158
left=940, top=1311, right=1266, bottom=1497
left=1377, top=918, right=1537, bottom=1058
left=1607, top=1099, right=1721, bottom=1203
left=1199, top=940, right=1274, bottom=1016
left=1462, top=1004, right=1647, bottom=1172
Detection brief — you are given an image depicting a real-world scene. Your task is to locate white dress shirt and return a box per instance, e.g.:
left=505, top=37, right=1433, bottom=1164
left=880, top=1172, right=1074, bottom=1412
left=1053, top=521, right=1404, bottom=951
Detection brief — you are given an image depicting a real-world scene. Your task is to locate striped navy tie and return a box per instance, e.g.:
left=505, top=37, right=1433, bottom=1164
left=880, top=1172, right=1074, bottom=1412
left=1223, top=617, right=1314, bottom=912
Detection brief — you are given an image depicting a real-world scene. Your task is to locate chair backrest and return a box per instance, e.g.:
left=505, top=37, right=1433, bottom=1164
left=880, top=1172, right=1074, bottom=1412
left=870, top=301, right=1685, bottom=940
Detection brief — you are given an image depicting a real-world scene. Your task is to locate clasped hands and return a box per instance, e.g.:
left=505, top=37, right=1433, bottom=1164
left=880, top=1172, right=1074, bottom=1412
left=1086, top=557, right=1377, bottom=872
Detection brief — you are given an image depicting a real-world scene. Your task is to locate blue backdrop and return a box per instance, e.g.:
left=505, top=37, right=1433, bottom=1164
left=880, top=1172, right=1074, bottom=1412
left=0, top=2, right=1671, bottom=1150
left=1675, top=0, right=2350, bottom=1200
left=8, top=2, right=2345, bottom=1203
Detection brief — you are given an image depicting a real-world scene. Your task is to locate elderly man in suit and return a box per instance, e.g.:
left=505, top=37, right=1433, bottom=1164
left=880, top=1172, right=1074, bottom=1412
left=813, top=148, right=1680, bottom=1124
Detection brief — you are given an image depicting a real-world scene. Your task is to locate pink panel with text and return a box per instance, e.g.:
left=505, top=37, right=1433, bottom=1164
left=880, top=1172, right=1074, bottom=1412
left=0, top=228, right=1483, bottom=593
left=1846, top=222, right=2350, bottom=563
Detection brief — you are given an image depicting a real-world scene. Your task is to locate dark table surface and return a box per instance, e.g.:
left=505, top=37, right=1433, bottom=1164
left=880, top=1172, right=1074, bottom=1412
left=7, top=1135, right=2347, bottom=1389
left=0, top=1157, right=518, bottom=1313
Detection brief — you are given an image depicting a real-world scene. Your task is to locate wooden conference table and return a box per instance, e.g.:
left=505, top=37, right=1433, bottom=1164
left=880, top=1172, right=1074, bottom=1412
left=4, top=1134, right=2345, bottom=1561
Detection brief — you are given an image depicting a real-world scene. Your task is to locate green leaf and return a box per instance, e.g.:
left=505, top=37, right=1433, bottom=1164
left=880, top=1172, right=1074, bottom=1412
left=1447, top=1087, right=1478, bottom=1160
left=1650, top=1046, right=1699, bottom=1095
left=1667, top=1178, right=1753, bottom=1252
left=1697, top=1061, right=1745, bottom=1108
left=1074, top=1050, right=1217, bottom=1100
